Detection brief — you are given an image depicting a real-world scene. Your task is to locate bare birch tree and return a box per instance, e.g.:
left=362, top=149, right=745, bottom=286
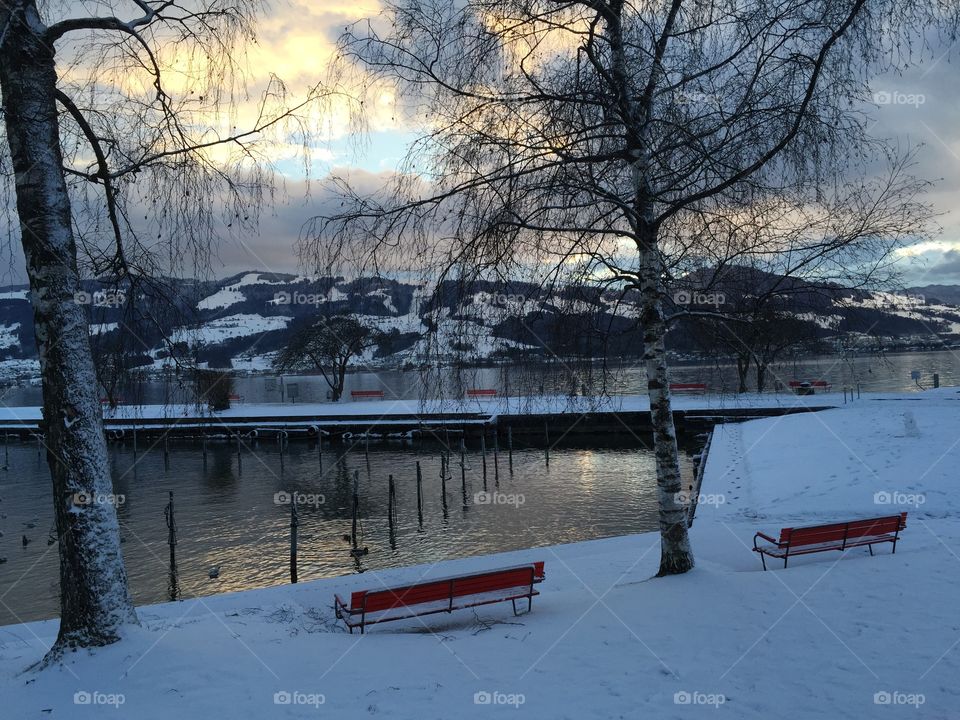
left=301, top=0, right=951, bottom=575
left=0, top=0, right=321, bottom=652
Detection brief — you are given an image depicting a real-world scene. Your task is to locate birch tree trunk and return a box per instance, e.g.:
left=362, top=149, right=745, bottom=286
left=610, top=0, right=694, bottom=576
left=0, top=1, right=137, bottom=650
left=637, top=218, right=695, bottom=575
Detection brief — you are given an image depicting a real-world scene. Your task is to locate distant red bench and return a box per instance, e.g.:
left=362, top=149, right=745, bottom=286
left=228, top=393, right=242, bottom=402
left=753, top=513, right=907, bottom=570
left=788, top=380, right=832, bottom=388
left=467, top=389, right=497, bottom=398
left=350, top=390, right=385, bottom=400
left=334, top=561, right=545, bottom=634
left=670, top=383, right=707, bottom=393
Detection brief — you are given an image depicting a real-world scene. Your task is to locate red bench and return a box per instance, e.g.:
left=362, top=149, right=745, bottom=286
left=670, top=383, right=707, bottom=393
left=753, top=513, right=907, bottom=570
left=467, top=389, right=497, bottom=398
left=788, top=380, right=832, bottom=388
left=350, top=390, right=385, bottom=400
left=334, top=561, right=545, bottom=634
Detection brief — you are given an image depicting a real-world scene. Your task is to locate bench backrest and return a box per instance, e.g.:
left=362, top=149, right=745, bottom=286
left=351, top=390, right=384, bottom=399
left=350, top=562, right=544, bottom=613
left=779, top=513, right=907, bottom=547
left=670, top=383, right=707, bottom=391
left=467, top=389, right=497, bottom=397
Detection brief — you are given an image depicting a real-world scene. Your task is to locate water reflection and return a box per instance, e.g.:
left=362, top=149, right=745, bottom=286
left=0, top=435, right=696, bottom=625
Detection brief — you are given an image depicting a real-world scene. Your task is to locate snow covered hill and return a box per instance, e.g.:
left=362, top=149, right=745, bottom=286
left=0, top=270, right=957, bottom=380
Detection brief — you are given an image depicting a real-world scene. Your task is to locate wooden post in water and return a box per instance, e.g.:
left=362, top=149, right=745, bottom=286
left=236, top=432, right=242, bottom=473
left=317, top=429, right=323, bottom=474
left=202, top=431, right=208, bottom=470
left=416, top=461, right=423, bottom=526
left=481, top=432, right=488, bottom=487
left=4, top=432, right=8, bottom=469
left=163, top=435, right=170, bottom=471
left=460, top=439, right=467, bottom=507
left=351, top=470, right=360, bottom=554
left=164, top=490, right=178, bottom=599
left=133, top=426, right=138, bottom=459
left=36, top=432, right=41, bottom=457
left=290, top=495, right=298, bottom=584
left=440, top=453, right=448, bottom=507
left=279, top=431, right=286, bottom=474
left=507, top=425, right=514, bottom=472
left=544, top=420, right=550, bottom=467
left=388, top=474, right=396, bottom=535
left=493, top=429, right=500, bottom=486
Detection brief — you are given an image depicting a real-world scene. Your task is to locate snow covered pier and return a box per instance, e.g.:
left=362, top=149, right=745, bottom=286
left=0, top=392, right=847, bottom=441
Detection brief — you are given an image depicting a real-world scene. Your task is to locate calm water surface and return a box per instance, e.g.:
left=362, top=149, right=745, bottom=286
left=0, top=438, right=696, bottom=626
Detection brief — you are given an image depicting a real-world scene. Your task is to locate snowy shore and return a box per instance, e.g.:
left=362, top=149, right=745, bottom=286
left=2, top=389, right=958, bottom=718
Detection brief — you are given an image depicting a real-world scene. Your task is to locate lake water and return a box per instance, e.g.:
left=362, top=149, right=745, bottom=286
left=0, top=436, right=698, bottom=626
left=1, top=349, right=956, bottom=407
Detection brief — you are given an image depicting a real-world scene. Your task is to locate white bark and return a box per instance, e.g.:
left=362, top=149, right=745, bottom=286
left=0, top=0, right=137, bottom=650
left=608, top=0, right=694, bottom=575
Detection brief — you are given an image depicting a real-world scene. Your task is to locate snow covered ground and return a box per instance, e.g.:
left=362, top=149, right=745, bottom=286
left=2, top=390, right=959, bottom=718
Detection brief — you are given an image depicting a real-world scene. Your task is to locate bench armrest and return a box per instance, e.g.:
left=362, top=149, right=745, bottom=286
left=753, top=532, right=780, bottom=550
left=334, top=594, right=351, bottom=619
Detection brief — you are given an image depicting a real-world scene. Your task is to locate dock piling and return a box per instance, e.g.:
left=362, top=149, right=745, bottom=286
left=416, top=461, right=423, bottom=526
left=290, top=495, right=298, bottom=584
left=544, top=420, right=550, bottom=467
left=481, top=432, right=488, bottom=488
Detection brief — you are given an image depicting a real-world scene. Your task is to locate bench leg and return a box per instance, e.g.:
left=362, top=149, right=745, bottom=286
left=783, top=556, right=788, bottom=569
left=511, top=597, right=533, bottom=616
left=759, top=553, right=767, bottom=571
left=868, top=544, right=874, bottom=556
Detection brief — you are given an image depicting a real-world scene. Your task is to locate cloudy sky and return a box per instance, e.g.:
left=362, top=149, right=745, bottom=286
left=3, top=0, right=960, bottom=288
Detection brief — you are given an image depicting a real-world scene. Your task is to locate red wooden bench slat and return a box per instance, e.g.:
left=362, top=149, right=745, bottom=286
left=336, top=562, right=545, bottom=633
left=467, top=389, right=497, bottom=397
left=361, top=581, right=454, bottom=613
left=754, top=513, right=906, bottom=570
left=670, top=383, right=707, bottom=390
left=350, top=390, right=385, bottom=398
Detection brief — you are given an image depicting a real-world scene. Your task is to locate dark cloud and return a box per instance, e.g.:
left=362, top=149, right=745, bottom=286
left=927, top=249, right=960, bottom=279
